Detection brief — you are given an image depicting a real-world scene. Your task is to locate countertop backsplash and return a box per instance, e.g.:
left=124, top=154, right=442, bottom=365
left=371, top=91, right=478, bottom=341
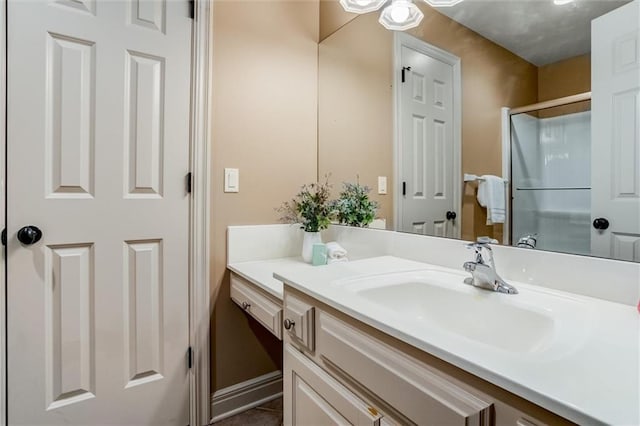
left=228, top=224, right=640, bottom=306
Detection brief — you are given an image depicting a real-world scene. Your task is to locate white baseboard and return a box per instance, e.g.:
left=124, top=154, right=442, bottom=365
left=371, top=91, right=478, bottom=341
left=210, top=370, right=283, bottom=424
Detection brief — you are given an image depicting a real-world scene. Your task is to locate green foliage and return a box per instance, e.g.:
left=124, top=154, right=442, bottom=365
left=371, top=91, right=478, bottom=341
left=277, top=178, right=333, bottom=233
left=333, top=181, right=379, bottom=227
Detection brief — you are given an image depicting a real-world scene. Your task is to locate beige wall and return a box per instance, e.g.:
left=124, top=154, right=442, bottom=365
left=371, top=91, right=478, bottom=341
left=538, top=54, right=591, bottom=101
left=537, top=54, right=591, bottom=118
left=318, top=5, right=539, bottom=240
left=319, top=0, right=357, bottom=41
left=318, top=14, right=394, bottom=226
left=211, top=0, right=319, bottom=392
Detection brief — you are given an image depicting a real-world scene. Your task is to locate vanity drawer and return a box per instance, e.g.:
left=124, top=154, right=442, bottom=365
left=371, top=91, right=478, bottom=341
left=317, top=310, right=493, bottom=426
left=230, top=273, right=283, bottom=340
left=284, top=292, right=315, bottom=352
left=284, top=343, right=383, bottom=425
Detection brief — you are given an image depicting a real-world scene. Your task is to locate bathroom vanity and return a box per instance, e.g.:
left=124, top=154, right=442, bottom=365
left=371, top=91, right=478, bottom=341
left=227, top=224, right=640, bottom=426
left=282, top=284, right=568, bottom=426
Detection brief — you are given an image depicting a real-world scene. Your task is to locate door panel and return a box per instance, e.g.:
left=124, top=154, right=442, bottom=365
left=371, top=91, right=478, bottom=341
left=45, top=33, right=96, bottom=198
left=611, top=232, right=640, bottom=262
left=124, top=239, right=164, bottom=388
left=400, top=44, right=456, bottom=237
left=125, top=51, right=165, bottom=198
left=7, top=1, right=192, bottom=424
left=591, top=0, right=640, bottom=260
left=129, top=0, right=166, bottom=33
left=45, top=243, right=96, bottom=410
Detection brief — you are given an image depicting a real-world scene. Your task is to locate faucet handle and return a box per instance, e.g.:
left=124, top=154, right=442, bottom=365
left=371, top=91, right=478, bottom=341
left=465, top=242, right=486, bottom=264
left=465, top=241, right=492, bottom=251
left=465, top=239, right=495, bottom=265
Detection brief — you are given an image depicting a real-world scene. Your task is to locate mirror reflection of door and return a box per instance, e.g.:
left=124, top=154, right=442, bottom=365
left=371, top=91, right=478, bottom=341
left=591, top=0, right=640, bottom=262
left=396, top=34, right=461, bottom=238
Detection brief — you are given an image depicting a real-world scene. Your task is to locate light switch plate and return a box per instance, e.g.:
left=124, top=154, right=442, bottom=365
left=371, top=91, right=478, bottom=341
left=224, top=168, right=239, bottom=193
left=378, top=176, right=387, bottom=194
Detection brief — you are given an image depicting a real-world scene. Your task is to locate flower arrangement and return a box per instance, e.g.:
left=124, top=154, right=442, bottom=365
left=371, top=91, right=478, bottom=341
left=277, top=178, right=333, bottom=233
left=332, top=181, right=379, bottom=227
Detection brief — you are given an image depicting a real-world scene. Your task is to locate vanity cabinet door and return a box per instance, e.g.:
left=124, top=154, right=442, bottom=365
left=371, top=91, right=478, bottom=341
left=317, top=311, right=493, bottom=426
left=284, top=344, right=383, bottom=426
left=284, top=292, right=316, bottom=351
left=494, top=405, right=550, bottom=426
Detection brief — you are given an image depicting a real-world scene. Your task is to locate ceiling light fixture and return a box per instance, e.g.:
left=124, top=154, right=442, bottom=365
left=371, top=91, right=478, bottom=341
left=340, top=0, right=465, bottom=31
left=422, top=0, right=465, bottom=6
left=553, top=0, right=574, bottom=4
left=379, top=0, right=424, bottom=31
left=339, top=0, right=387, bottom=14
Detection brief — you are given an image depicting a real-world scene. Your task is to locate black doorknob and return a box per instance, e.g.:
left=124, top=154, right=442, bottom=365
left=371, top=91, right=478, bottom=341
left=446, top=211, right=457, bottom=220
left=593, top=218, right=610, bottom=230
left=17, top=225, right=43, bottom=245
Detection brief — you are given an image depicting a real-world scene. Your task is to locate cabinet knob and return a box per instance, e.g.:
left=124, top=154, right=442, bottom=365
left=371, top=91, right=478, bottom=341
left=241, top=301, right=251, bottom=310
left=284, top=318, right=295, bottom=330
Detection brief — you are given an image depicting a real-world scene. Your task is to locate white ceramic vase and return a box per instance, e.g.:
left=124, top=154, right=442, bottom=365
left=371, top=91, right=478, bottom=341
left=302, top=231, right=322, bottom=263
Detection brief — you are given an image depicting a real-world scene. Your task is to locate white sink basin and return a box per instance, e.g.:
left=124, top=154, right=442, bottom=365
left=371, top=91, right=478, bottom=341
left=336, top=269, right=591, bottom=354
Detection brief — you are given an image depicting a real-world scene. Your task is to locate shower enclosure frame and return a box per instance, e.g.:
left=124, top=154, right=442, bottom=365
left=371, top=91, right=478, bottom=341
left=501, top=91, right=592, bottom=247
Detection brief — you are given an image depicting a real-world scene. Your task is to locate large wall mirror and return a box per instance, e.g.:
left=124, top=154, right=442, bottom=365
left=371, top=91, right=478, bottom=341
left=318, top=0, right=640, bottom=262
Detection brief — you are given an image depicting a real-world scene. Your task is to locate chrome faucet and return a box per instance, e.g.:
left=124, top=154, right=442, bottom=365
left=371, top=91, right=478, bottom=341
left=516, top=233, right=538, bottom=249
left=463, top=241, right=518, bottom=294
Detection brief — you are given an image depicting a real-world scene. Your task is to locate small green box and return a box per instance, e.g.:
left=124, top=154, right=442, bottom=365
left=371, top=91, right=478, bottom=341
left=311, top=243, right=327, bottom=266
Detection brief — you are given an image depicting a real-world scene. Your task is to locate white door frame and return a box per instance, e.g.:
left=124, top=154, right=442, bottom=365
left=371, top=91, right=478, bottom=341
left=0, top=1, right=6, bottom=424
left=189, top=1, right=212, bottom=425
left=501, top=107, right=511, bottom=246
left=0, top=1, right=212, bottom=425
left=393, top=32, right=462, bottom=238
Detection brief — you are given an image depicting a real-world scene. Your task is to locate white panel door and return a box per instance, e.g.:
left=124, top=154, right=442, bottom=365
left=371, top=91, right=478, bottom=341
left=591, top=0, right=640, bottom=261
left=400, top=45, right=456, bottom=237
left=6, top=1, right=192, bottom=424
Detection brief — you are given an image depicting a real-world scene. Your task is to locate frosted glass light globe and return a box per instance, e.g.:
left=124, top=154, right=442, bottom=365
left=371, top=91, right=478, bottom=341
left=379, top=0, right=423, bottom=30
left=339, top=0, right=387, bottom=14
left=390, top=4, right=411, bottom=22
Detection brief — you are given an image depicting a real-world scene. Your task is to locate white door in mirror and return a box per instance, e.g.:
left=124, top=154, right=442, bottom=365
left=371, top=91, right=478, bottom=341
left=399, top=44, right=456, bottom=238
left=591, top=0, right=640, bottom=262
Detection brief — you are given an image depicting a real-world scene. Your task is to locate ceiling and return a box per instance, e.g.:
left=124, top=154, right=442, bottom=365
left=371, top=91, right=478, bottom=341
left=434, top=0, right=632, bottom=66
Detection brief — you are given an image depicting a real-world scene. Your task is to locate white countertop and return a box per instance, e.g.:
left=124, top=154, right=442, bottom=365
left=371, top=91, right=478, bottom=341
left=227, top=257, right=304, bottom=300
left=258, top=255, right=640, bottom=426
left=227, top=254, right=639, bottom=425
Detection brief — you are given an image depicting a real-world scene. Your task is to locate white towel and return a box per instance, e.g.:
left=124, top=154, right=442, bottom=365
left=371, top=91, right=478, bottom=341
left=477, top=175, right=506, bottom=225
left=326, top=242, right=347, bottom=260
left=327, top=257, right=349, bottom=265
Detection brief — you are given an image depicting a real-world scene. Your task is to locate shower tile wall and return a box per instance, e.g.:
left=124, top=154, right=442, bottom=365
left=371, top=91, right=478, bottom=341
left=511, top=111, right=591, bottom=255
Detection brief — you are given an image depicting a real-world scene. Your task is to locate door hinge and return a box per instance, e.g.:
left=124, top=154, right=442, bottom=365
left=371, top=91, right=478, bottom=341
left=189, top=0, right=194, bottom=19
left=401, top=66, right=411, bottom=83
left=1, top=229, right=5, bottom=246
left=187, top=346, right=193, bottom=369
left=186, top=172, right=192, bottom=194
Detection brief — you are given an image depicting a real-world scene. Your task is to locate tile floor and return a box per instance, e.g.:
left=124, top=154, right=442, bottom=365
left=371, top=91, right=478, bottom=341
left=212, top=397, right=283, bottom=426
